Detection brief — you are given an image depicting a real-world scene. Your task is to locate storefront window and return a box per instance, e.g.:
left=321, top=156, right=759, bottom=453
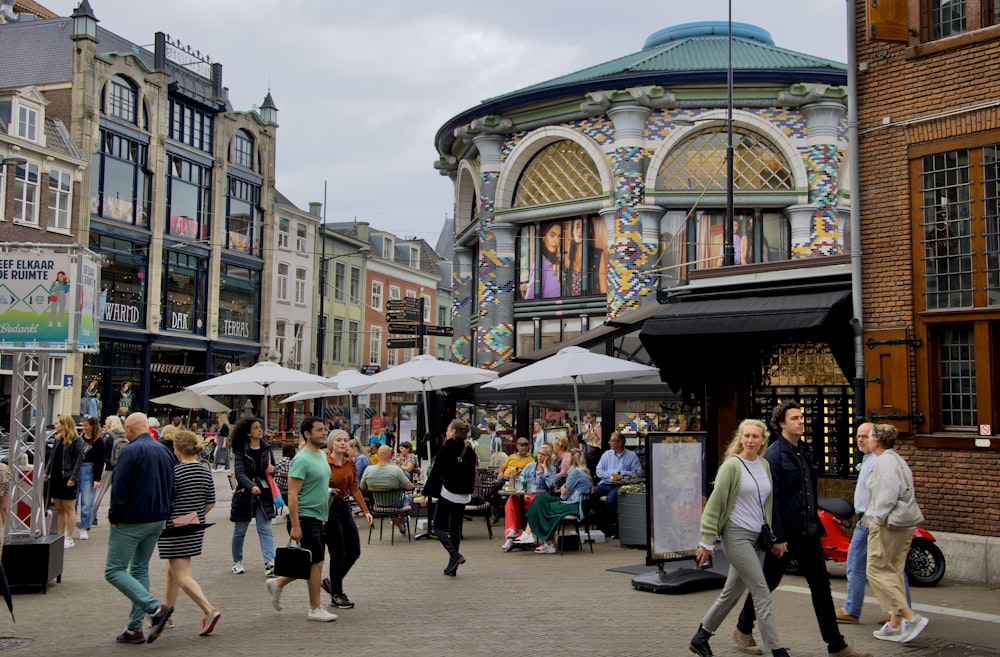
left=517, top=216, right=608, bottom=300
left=219, top=264, right=260, bottom=341
left=162, top=250, right=207, bottom=335
left=91, top=234, right=146, bottom=328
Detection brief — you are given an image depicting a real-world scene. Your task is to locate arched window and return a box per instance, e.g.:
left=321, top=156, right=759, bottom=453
left=655, top=127, right=792, bottom=191
left=106, top=75, right=138, bottom=124
left=233, top=130, right=254, bottom=170
left=513, top=140, right=602, bottom=207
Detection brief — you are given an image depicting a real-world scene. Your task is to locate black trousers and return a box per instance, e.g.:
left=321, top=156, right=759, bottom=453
left=432, top=497, right=465, bottom=557
left=325, top=497, right=361, bottom=595
left=736, top=532, right=847, bottom=653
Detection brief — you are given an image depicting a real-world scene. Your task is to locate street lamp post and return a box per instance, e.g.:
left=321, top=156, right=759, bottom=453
left=723, top=1, right=735, bottom=267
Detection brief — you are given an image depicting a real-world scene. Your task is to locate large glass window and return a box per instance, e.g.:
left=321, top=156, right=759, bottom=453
left=295, top=267, right=307, bottom=304
left=226, top=176, right=261, bottom=256
left=370, top=326, right=382, bottom=365
left=276, top=263, right=289, bottom=301
left=517, top=216, right=609, bottom=299
left=163, top=250, right=207, bottom=335
left=932, top=0, right=966, bottom=38
left=169, top=99, right=214, bottom=153
left=275, top=320, right=286, bottom=360
left=108, top=75, right=137, bottom=124
left=167, top=155, right=211, bottom=239
left=12, top=161, right=40, bottom=225
left=348, top=320, right=359, bottom=363
left=218, top=264, right=261, bottom=341
left=921, top=150, right=972, bottom=309
left=47, top=169, right=72, bottom=231
left=90, top=234, right=146, bottom=328
left=349, top=266, right=360, bottom=304
left=334, top=262, right=346, bottom=302
left=91, top=129, right=150, bottom=227
left=938, top=326, right=977, bottom=427
left=332, top=317, right=344, bottom=362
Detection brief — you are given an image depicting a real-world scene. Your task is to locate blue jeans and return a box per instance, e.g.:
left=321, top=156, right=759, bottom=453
left=75, top=463, right=95, bottom=530
left=844, top=521, right=911, bottom=617
left=232, top=499, right=275, bottom=564
left=105, top=520, right=165, bottom=631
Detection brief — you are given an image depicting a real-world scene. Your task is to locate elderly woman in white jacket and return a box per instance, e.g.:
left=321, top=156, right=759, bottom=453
left=863, top=423, right=928, bottom=644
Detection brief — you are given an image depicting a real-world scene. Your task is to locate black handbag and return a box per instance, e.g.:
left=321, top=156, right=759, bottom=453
left=737, top=458, right=776, bottom=551
left=274, top=541, right=312, bottom=580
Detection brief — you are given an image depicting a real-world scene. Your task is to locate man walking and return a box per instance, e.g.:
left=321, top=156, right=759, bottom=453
left=734, top=401, right=871, bottom=657
left=105, top=412, right=176, bottom=644
left=265, top=416, right=338, bottom=621
left=837, top=422, right=911, bottom=624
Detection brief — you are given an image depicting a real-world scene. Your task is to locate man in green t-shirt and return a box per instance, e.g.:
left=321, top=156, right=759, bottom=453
left=265, top=417, right=338, bottom=622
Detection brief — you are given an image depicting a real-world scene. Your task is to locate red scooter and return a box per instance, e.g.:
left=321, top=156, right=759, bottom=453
left=787, top=496, right=946, bottom=586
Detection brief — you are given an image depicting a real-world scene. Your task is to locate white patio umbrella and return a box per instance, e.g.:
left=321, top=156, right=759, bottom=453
left=280, top=369, right=367, bottom=404
left=149, top=390, right=231, bottom=413
left=482, top=346, right=660, bottom=424
left=187, top=361, right=337, bottom=426
left=345, top=354, right=498, bottom=459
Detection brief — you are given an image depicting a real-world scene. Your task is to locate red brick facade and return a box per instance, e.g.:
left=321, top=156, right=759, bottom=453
left=856, top=0, right=1000, bottom=538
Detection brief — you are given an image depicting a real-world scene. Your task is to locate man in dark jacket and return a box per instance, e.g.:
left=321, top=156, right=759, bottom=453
left=419, top=419, right=475, bottom=576
left=734, top=401, right=871, bottom=657
left=104, top=412, right=176, bottom=645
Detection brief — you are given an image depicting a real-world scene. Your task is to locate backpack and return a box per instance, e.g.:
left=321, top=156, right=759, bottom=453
left=108, top=431, right=129, bottom=468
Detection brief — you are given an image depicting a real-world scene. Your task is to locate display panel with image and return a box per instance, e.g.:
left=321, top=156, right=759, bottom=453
left=645, top=432, right=707, bottom=564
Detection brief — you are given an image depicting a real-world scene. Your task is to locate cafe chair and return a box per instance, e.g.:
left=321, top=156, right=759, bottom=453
left=363, top=488, right=412, bottom=545
left=463, top=481, right=498, bottom=540
left=556, top=492, right=594, bottom=555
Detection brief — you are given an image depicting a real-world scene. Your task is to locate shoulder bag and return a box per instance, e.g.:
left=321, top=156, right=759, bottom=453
left=738, top=458, right=776, bottom=550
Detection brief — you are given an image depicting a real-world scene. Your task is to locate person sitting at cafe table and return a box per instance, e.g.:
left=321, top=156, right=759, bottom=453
left=501, top=444, right=557, bottom=552
left=396, top=441, right=418, bottom=481
left=593, top=432, right=643, bottom=531
left=493, top=437, right=536, bottom=523
left=552, top=436, right=571, bottom=488
left=523, top=448, right=592, bottom=554
left=360, top=445, right=413, bottom=535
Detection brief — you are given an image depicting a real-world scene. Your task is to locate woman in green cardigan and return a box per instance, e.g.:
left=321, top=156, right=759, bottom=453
left=689, top=419, right=789, bottom=657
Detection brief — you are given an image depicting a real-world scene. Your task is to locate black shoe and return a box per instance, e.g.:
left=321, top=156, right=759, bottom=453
left=444, top=552, right=466, bottom=576
left=689, top=625, right=715, bottom=657
left=398, top=517, right=409, bottom=536
left=116, top=629, right=145, bottom=644
left=147, top=605, right=174, bottom=644
left=320, top=577, right=332, bottom=596
left=331, top=593, right=355, bottom=609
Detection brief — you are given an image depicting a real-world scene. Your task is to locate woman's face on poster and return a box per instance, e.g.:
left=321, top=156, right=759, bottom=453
left=542, top=223, right=561, bottom=254
left=571, top=219, right=583, bottom=242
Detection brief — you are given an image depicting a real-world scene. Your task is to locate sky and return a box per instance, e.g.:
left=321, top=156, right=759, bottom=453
left=44, top=0, right=849, bottom=245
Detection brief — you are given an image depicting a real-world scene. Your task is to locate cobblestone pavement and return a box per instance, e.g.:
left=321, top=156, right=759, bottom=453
left=2, top=472, right=998, bottom=657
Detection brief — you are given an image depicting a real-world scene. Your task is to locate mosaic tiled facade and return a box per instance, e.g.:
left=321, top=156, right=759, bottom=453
left=795, top=143, right=842, bottom=258
left=609, top=145, right=653, bottom=317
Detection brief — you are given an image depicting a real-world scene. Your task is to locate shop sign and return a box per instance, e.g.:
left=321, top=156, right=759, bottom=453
left=170, top=312, right=192, bottom=331
left=222, top=320, right=251, bottom=338
left=150, top=363, right=196, bottom=375
left=104, top=302, right=141, bottom=325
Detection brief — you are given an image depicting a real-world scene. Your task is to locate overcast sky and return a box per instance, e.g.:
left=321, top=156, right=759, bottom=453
left=44, top=0, right=849, bottom=245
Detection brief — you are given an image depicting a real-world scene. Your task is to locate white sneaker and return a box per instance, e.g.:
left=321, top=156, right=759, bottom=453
left=77, top=530, right=89, bottom=540
left=514, top=532, right=536, bottom=544
left=307, top=606, right=337, bottom=622
left=265, top=578, right=282, bottom=611
left=873, top=621, right=903, bottom=642
left=232, top=562, right=245, bottom=574
left=534, top=542, right=556, bottom=554
left=264, top=561, right=275, bottom=577
left=900, top=614, right=929, bottom=643
left=63, top=536, right=75, bottom=549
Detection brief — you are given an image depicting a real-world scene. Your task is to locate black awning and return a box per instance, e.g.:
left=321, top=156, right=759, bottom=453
left=639, top=290, right=852, bottom=338
left=639, top=290, right=854, bottom=393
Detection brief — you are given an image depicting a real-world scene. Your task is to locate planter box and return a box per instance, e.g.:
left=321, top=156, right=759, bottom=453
left=618, top=492, right=647, bottom=547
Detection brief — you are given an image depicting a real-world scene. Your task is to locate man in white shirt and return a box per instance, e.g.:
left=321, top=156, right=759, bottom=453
left=592, top=432, right=643, bottom=531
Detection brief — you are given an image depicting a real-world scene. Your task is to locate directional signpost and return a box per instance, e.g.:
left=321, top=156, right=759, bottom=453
left=385, top=297, right=453, bottom=354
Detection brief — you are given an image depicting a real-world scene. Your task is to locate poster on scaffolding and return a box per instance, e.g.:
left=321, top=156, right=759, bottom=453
left=0, top=245, right=101, bottom=351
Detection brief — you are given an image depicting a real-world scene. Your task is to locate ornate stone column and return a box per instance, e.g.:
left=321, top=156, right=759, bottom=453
left=791, top=99, right=847, bottom=259
left=451, top=246, right=474, bottom=365
left=606, top=104, right=653, bottom=318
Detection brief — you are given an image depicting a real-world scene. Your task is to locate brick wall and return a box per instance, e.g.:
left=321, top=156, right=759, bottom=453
left=855, top=2, right=1000, bottom=538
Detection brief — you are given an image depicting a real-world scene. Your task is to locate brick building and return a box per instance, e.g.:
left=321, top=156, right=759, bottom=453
left=856, top=0, right=1000, bottom=553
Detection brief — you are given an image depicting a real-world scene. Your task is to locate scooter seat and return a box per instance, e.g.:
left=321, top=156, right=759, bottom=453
left=817, top=496, right=855, bottom=518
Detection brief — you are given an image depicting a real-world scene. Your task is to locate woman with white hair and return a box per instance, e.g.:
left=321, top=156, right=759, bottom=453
left=321, top=429, right=372, bottom=610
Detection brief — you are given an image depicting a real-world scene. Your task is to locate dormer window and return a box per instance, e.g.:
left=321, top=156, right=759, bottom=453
left=18, top=105, right=37, bottom=141
left=409, top=246, right=420, bottom=268
left=383, top=236, right=394, bottom=260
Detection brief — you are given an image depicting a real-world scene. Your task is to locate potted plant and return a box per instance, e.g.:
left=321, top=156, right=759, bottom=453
left=617, top=482, right=646, bottom=547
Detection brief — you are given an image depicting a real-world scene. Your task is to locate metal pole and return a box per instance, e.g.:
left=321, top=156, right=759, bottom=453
left=723, top=0, right=736, bottom=267
left=316, top=182, right=327, bottom=417
left=847, top=0, right=865, bottom=418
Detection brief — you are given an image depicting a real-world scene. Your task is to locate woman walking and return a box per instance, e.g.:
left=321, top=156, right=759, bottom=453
left=321, top=429, right=372, bottom=609
left=229, top=417, right=276, bottom=576
left=524, top=447, right=591, bottom=554
left=158, top=430, right=220, bottom=636
left=419, top=419, right=476, bottom=576
left=74, top=415, right=106, bottom=540
left=213, top=413, right=231, bottom=471
left=44, top=415, right=84, bottom=548
left=866, top=424, right=929, bottom=644
left=91, top=415, right=127, bottom=526
left=689, top=419, right=789, bottom=657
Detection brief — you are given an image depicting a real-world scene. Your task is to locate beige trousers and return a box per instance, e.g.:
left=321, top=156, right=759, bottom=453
left=867, top=523, right=912, bottom=614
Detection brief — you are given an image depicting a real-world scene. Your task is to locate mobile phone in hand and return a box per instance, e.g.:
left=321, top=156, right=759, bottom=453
left=699, top=554, right=713, bottom=570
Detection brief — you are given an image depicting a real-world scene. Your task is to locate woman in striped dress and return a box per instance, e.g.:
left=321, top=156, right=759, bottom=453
left=157, top=430, right=220, bottom=636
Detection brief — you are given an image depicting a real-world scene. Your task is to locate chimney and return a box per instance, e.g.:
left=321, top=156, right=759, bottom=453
left=308, top=202, right=322, bottom=218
